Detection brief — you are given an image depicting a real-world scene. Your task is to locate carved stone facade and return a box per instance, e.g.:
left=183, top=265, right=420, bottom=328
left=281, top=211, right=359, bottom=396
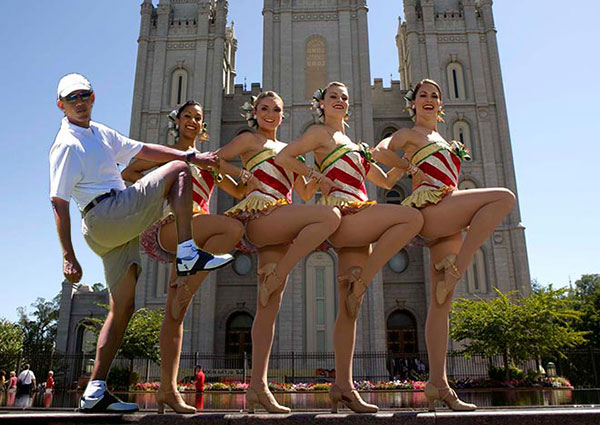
left=57, top=0, right=529, bottom=361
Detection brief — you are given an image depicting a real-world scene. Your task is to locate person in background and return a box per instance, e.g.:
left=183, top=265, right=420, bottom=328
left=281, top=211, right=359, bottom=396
left=194, top=365, right=205, bottom=393
left=17, top=364, right=36, bottom=396
left=7, top=372, right=17, bottom=406
left=45, top=371, right=54, bottom=393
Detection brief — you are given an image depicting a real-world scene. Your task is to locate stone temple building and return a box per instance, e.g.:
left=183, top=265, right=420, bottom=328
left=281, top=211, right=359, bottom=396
left=56, top=0, right=530, bottom=376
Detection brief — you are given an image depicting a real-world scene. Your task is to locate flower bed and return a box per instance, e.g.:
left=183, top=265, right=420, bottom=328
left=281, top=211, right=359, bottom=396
left=131, top=380, right=426, bottom=392
left=454, top=376, right=573, bottom=389
left=130, top=377, right=572, bottom=393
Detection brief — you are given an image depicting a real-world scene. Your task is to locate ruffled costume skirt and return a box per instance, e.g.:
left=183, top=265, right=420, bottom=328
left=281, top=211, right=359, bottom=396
left=224, top=193, right=289, bottom=224
left=401, top=185, right=456, bottom=209
left=318, top=195, right=376, bottom=216
left=140, top=214, right=176, bottom=264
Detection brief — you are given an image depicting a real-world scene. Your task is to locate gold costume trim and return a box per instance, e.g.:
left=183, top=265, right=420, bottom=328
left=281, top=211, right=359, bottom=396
left=318, top=195, right=376, bottom=214
left=245, top=149, right=277, bottom=171
left=401, top=186, right=454, bottom=209
left=224, top=194, right=288, bottom=218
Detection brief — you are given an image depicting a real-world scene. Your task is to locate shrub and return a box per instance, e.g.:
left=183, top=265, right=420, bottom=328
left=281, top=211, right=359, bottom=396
left=107, top=366, right=138, bottom=391
left=488, top=364, right=524, bottom=381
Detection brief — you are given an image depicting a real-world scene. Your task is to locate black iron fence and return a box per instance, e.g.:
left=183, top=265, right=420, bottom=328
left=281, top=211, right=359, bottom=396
left=4, top=349, right=600, bottom=390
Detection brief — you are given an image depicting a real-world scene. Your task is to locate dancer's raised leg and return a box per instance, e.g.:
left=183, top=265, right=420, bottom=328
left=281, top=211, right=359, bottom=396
left=328, top=205, right=422, bottom=312
left=420, top=188, right=515, bottom=302
left=245, top=205, right=340, bottom=306
left=246, top=205, right=341, bottom=279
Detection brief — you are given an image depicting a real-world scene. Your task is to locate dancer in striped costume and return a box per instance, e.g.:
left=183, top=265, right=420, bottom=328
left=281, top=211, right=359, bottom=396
left=400, top=139, right=465, bottom=208
left=276, top=82, right=424, bottom=413
left=122, top=101, right=245, bottom=414
left=374, top=79, right=516, bottom=412
left=317, top=142, right=376, bottom=215
left=224, top=147, right=295, bottom=223
left=217, top=91, right=341, bottom=414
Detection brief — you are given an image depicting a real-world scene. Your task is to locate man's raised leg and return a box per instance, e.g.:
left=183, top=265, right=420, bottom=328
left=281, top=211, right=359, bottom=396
left=152, top=161, right=233, bottom=275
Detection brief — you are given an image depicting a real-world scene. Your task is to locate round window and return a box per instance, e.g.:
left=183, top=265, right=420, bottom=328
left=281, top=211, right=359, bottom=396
left=233, top=253, right=252, bottom=276
left=388, top=249, right=409, bottom=273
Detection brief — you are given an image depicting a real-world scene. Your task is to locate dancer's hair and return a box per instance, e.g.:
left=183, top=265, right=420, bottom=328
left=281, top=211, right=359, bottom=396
left=413, top=79, right=443, bottom=101
left=175, top=100, right=204, bottom=118
left=254, top=91, right=283, bottom=109
left=322, top=81, right=347, bottom=97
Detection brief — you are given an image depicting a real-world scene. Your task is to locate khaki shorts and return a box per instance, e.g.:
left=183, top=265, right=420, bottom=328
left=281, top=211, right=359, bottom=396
left=82, top=171, right=167, bottom=292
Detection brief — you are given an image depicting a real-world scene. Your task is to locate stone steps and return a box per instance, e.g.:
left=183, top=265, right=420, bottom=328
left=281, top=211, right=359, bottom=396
left=1, top=407, right=600, bottom=425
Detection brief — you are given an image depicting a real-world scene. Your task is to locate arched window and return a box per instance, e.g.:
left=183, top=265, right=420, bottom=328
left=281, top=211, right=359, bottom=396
left=381, top=126, right=398, bottom=140
left=458, top=179, right=477, bottom=190
left=75, top=322, right=97, bottom=355
left=385, top=187, right=405, bottom=205
left=453, top=120, right=472, bottom=154
left=388, top=249, right=409, bottom=273
left=225, top=312, right=253, bottom=356
left=386, top=310, right=417, bottom=354
left=305, top=36, right=327, bottom=98
left=170, top=68, right=188, bottom=106
left=464, top=249, right=487, bottom=294
left=447, top=62, right=466, bottom=100
left=306, top=252, right=336, bottom=352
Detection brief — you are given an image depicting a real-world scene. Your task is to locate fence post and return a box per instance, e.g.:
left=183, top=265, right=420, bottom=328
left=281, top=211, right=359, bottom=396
left=590, top=347, right=599, bottom=387
left=145, top=358, right=150, bottom=383
left=16, top=350, right=22, bottom=376
left=243, top=351, right=247, bottom=383
left=291, top=352, right=295, bottom=384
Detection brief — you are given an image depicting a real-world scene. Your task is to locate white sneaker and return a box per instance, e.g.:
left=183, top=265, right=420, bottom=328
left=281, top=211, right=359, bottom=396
left=80, top=389, right=139, bottom=413
left=176, top=248, right=234, bottom=276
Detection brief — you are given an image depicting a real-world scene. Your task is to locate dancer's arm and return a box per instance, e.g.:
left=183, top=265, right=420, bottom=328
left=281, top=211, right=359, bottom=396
left=293, top=175, right=319, bottom=202
left=374, top=130, right=432, bottom=185
left=373, top=129, right=412, bottom=168
left=121, top=158, right=159, bottom=183
left=214, top=132, right=258, bottom=180
left=366, top=164, right=405, bottom=190
left=217, top=175, right=247, bottom=200
left=51, top=197, right=82, bottom=283
left=275, top=125, right=340, bottom=195
left=135, top=143, right=218, bottom=170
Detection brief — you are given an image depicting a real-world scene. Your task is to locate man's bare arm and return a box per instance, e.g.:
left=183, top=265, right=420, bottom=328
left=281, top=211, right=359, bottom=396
left=51, top=197, right=82, bottom=283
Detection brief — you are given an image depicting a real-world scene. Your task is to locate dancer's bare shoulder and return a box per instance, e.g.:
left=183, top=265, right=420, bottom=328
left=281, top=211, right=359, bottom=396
left=388, top=127, right=424, bottom=152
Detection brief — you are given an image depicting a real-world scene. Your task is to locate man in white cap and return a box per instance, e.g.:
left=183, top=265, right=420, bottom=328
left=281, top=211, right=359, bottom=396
left=50, top=73, right=234, bottom=413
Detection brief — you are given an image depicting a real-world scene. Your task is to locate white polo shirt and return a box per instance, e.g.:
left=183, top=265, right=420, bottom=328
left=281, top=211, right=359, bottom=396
left=18, top=369, right=35, bottom=385
left=49, top=118, right=144, bottom=211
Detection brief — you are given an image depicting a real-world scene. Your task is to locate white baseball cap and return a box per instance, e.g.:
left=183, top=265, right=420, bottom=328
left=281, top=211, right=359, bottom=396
left=57, top=73, right=93, bottom=99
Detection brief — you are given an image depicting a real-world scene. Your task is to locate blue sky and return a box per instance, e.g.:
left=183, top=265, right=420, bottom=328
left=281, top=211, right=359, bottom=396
left=1, top=1, right=598, bottom=322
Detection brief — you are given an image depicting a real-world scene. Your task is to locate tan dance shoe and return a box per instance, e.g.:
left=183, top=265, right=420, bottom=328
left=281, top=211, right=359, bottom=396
left=246, top=387, right=291, bottom=414
left=424, top=382, right=476, bottom=412
left=257, top=263, right=283, bottom=307
left=433, top=254, right=461, bottom=305
left=329, top=384, right=379, bottom=413
left=339, top=267, right=367, bottom=319
left=156, top=388, right=196, bottom=414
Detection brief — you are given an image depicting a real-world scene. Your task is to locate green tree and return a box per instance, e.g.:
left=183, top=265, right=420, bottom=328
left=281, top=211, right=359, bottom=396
left=450, top=287, right=586, bottom=381
left=518, top=285, right=587, bottom=362
left=86, top=306, right=163, bottom=382
left=17, top=294, right=60, bottom=356
left=572, top=274, right=600, bottom=347
left=0, top=319, right=24, bottom=371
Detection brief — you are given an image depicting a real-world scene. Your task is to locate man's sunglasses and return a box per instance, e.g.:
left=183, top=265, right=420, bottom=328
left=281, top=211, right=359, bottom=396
left=62, top=91, right=93, bottom=104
